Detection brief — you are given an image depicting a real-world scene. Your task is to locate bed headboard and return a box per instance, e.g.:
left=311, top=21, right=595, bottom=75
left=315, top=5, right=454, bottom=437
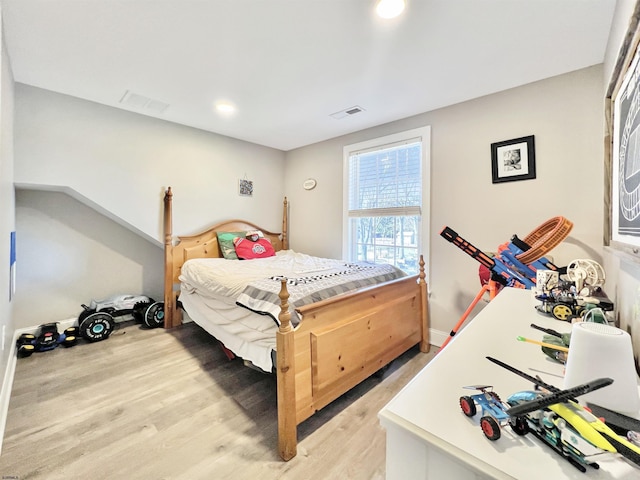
left=163, top=187, right=289, bottom=327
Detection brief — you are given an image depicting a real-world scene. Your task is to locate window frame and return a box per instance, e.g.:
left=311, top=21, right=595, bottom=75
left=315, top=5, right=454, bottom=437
left=342, top=126, right=431, bottom=277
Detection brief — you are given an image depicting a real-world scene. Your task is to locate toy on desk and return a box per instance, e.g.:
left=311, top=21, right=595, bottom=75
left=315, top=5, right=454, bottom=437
left=440, top=220, right=571, bottom=290
left=528, top=323, right=571, bottom=363
left=516, top=336, right=569, bottom=352
left=586, top=402, right=640, bottom=440
left=534, top=283, right=614, bottom=322
left=566, top=259, right=606, bottom=293
left=459, top=385, right=519, bottom=440
left=439, top=216, right=572, bottom=349
left=473, top=356, right=640, bottom=472
left=530, top=323, right=571, bottom=344
left=534, top=257, right=614, bottom=322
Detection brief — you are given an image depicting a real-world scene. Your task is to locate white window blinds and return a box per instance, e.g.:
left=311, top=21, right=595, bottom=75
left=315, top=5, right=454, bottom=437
left=348, top=138, right=422, bottom=217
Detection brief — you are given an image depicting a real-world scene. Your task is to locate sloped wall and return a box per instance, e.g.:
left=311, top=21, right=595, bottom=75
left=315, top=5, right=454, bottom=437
left=12, top=85, right=286, bottom=328
left=14, top=85, right=286, bottom=244
left=14, top=189, right=164, bottom=327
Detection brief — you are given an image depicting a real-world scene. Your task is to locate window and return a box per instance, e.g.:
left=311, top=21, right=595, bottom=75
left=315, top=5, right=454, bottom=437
left=343, top=127, right=430, bottom=275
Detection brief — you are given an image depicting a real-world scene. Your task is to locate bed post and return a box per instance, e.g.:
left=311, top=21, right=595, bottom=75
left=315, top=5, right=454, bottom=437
left=276, top=279, right=297, bottom=460
left=163, top=187, right=177, bottom=328
left=282, top=197, right=289, bottom=250
left=418, top=255, right=430, bottom=352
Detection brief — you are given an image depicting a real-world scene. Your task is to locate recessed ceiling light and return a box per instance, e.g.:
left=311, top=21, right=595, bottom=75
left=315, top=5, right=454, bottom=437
left=215, top=101, right=236, bottom=114
left=376, top=0, right=405, bottom=19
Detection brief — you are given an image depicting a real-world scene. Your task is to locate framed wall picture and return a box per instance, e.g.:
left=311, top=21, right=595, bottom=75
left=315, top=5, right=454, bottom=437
left=607, top=2, right=640, bottom=253
left=490, top=135, right=536, bottom=184
left=239, top=178, right=253, bottom=197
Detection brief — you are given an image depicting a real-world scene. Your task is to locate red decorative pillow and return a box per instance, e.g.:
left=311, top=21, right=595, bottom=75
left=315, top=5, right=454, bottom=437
left=233, top=237, right=276, bottom=260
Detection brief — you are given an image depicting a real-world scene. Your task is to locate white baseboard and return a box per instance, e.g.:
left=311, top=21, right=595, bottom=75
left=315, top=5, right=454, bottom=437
left=0, top=332, right=18, bottom=456
left=0, top=318, right=77, bottom=456
left=429, top=328, right=447, bottom=349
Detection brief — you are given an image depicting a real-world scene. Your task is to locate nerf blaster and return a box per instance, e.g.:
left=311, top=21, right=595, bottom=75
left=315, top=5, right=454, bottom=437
left=440, top=226, right=561, bottom=289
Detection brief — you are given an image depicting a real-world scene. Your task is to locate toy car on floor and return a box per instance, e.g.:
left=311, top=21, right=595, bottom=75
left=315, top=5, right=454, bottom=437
left=78, top=294, right=164, bottom=342
left=16, top=323, right=78, bottom=358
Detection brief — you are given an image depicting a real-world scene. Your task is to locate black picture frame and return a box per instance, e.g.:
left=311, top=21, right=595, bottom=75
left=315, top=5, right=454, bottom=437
left=490, top=135, right=536, bottom=184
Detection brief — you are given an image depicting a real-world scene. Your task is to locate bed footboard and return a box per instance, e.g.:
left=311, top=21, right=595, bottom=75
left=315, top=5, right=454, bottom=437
left=276, top=256, right=429, bottom=460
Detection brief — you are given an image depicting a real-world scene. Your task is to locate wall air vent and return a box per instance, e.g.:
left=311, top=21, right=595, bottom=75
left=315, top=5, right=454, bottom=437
left=330, top=105, right=365, bottom=120
left=119, top=90, right=169, bottom=114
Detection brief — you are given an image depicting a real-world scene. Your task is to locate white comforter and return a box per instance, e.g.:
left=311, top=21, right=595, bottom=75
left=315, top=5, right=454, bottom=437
left=179, top=250, right=365, bottom=301
left=179, top=250, right=406, bottom=324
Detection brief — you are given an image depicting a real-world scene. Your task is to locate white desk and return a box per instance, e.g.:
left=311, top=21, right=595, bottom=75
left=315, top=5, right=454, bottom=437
left=379, top=288, right=640, bottom=479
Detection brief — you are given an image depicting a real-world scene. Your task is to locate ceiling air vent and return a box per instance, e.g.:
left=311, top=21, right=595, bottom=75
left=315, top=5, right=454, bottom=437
left=330, top=105, right=365, bottom=120
left=119, top=90, right=169, bottom=114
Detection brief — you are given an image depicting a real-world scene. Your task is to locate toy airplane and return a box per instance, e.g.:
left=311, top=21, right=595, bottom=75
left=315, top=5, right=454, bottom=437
left=460, top=356, right=640, bottom=473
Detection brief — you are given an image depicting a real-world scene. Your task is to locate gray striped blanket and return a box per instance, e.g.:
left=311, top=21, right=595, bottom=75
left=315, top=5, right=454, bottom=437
left=236, top=262, right=406, bottom=326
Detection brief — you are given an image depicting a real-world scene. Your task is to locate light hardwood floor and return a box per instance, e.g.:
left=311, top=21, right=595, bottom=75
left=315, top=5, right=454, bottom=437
left=0, top=321, right=436, bottom=480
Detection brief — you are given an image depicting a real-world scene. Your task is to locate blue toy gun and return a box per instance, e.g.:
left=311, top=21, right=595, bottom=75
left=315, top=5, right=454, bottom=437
left=440, top=226, right=561, bottom=289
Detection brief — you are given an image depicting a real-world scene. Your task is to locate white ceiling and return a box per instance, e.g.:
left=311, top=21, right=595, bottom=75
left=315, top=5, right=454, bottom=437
left=0, top=0, right=616, bottom=151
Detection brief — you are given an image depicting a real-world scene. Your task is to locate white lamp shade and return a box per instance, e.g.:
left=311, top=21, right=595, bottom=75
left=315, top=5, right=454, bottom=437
left=563, top=322, right=640, bottom=414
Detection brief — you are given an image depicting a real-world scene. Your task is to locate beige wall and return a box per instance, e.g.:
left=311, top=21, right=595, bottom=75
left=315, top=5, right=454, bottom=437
left=0, top=5, right=16, bottom=442
left=14, top=85, right=286, bottom=243
left=286, top=65, right=605, bottom=343
left=12, top=86, right=286, bottom=329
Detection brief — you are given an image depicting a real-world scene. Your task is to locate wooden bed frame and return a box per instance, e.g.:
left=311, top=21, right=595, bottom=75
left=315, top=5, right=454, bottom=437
left=162, top=187, right=430, bottom=460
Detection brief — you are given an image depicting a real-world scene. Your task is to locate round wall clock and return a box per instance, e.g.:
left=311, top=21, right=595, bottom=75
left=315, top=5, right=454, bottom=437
left=303, top=178, right=317, bottom=190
